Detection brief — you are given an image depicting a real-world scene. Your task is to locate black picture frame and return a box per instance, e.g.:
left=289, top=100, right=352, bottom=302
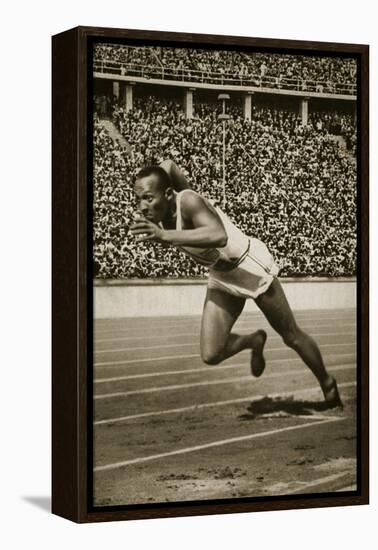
left=52, top=26, right=369, bottom=523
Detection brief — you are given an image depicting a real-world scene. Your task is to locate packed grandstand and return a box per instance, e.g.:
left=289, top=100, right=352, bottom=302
left=93, top=45, right=357, bottom=280
left=93, top=44, right=357, bottom=95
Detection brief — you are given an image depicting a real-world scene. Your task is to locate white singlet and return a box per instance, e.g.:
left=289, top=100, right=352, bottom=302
left=175, top=190, right=249, bottom=270
left=175, top=190, right=280, bottom=300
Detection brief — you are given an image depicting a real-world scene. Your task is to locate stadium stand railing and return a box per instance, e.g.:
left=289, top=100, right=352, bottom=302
left=93, top=60, right=357, bottom=96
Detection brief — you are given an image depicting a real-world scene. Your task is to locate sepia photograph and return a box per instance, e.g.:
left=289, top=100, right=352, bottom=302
left=91, top=40, right=358, bottom=508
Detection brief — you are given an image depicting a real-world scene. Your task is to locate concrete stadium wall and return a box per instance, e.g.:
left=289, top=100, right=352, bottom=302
left=94, top=278, right=356, bottom=319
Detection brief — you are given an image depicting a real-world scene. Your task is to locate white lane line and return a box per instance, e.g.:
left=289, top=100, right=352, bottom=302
left=94, top=309, right=355, bottom=327
left=94, top=375, right=252, bottom=398
left=288, top=472, right=353, bottom=494
left=95, top=312, right=355, bottom=329
left=95, top=332, right=198, bottom=343
left=94, top=364, right=355, bottom=399
left=93, top=416, right=346, bottom=472
left=95, top=317, right=356, bottom=337
left=94, top=342, right=356, bottom=367
left=95, top=362, right=248, bottom=383
left=95, top=353, right=198, bottom=368
left=95, top=332, right=356, bottom=354
left=94, top=381, right=356, bottom=425
left=94, top=354, right=356, bottom=383
left=336, top=484, right=357, bottom=492
left=95, top=309, right=355, bottom=328
left=95, top=322, right=356, bottom=344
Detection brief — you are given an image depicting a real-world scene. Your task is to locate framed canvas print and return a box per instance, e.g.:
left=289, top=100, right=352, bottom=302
left=52, top=26, right=369, bottom=523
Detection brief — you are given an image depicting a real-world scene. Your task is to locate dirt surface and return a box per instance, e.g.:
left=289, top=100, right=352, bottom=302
left=93, top=308, right=357, bottom=506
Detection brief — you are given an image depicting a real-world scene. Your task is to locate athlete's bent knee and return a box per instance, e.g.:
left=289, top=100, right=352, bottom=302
left=201, top=350, right=223, bottom=365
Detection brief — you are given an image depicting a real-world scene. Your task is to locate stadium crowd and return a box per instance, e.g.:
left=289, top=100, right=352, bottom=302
left=94, top=44, right=357, bottom=94
left=308, top=110, right=357, bottom=153
left=93, top=94, right=356, bottom=279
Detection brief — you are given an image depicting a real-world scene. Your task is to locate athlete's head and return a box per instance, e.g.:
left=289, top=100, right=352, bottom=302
left=134, top=165, right=174, bottom=223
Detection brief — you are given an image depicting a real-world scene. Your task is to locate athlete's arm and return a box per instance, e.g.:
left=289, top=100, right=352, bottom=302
left=162, top=192, right=227, bottom=247
left=159, top=159, right=191, bottom=191
left=132, top=192, right=228, bottom=248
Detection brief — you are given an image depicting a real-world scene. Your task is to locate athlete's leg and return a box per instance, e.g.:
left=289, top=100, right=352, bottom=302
left=200, top=287, right=266, bottom=366
left=255, top=278, right=342, bottom=406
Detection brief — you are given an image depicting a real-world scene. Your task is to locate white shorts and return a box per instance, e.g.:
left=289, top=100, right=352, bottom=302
left=208, top=238, right=279, bottom=300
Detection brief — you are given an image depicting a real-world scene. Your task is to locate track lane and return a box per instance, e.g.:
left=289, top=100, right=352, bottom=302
left=93, top=309, right=358, bottom=506
left=93, top=408, right=356, bottom=505
left=94, top=363, right=356, bottom=420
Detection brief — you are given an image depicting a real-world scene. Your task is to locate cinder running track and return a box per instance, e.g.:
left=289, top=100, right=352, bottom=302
left=93, top=308, right=357, bottom=506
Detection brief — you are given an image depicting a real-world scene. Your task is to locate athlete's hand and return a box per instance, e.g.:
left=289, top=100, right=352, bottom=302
left=130, top=218, right=164, bottom=242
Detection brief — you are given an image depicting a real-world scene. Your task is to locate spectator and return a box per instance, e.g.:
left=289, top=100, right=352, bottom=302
left=94, top=44, right=357, bottom=96
left=93, top=93, right=356, bottom=279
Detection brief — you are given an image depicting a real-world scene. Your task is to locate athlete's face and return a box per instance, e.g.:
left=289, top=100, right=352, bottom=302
left=134, top=175, right=172, bottom=224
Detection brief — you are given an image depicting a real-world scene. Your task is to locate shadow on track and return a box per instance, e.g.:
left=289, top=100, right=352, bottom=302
left=239, top=395, right=341, bottom=420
